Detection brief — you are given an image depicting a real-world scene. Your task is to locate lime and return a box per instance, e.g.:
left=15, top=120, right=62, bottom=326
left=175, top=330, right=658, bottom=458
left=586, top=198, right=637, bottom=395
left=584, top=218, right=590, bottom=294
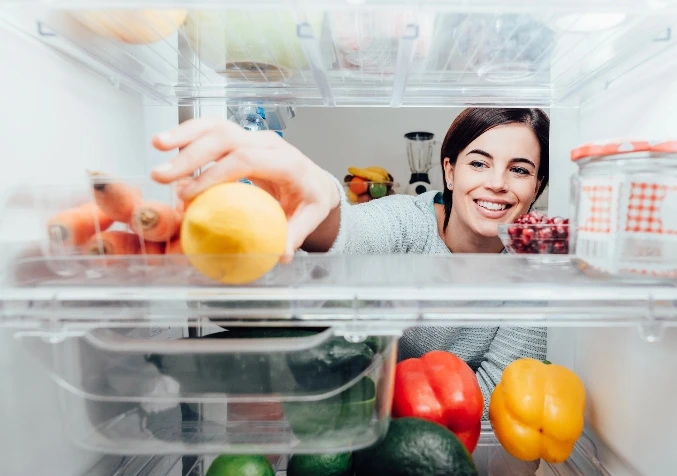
left=368, top=183, right=387, bottom=199
left=206, top=455, right=275, bottom=476
left=287, top=452, right=353, bottom=476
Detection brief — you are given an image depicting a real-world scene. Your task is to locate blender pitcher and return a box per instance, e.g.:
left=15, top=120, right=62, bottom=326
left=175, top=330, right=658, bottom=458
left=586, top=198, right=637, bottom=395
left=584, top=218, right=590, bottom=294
left=404, top=132, right=435, bottom=196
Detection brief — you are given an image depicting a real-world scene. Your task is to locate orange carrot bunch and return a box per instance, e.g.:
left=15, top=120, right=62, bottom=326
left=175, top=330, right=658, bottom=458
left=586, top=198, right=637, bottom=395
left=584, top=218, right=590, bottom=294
left=45, top=172, right=186, bottom=265
left=47, top=202, right=114, bottom=247
left=89, top=171, right=143, bottom=223
left=130, top=201, right=182, bottom=242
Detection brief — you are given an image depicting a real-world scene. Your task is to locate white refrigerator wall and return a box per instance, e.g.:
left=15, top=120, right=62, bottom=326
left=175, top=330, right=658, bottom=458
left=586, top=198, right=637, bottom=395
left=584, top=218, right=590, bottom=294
left=548, top=59, right=677, bottom=476
left=0, top=27, right=147, bottom=476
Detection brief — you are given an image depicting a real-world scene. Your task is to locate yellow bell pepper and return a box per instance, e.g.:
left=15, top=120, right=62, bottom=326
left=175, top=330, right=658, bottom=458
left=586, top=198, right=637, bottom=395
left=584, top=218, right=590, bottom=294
left=489, top=358, right=586, bottom=464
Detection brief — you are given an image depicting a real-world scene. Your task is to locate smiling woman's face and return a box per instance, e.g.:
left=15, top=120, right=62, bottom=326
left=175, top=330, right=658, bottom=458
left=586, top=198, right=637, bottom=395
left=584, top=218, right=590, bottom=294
left=444, top=123, right=542, bottom=238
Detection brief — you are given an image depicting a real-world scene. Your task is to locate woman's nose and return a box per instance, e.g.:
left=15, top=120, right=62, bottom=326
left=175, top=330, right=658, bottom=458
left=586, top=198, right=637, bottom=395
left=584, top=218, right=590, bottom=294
left=485, top=170, right=508, bottom=192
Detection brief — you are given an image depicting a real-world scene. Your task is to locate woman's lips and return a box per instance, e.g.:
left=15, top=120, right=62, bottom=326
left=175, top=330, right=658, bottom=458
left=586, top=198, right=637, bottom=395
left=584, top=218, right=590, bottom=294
left=473, top=199, right=513, bottom=220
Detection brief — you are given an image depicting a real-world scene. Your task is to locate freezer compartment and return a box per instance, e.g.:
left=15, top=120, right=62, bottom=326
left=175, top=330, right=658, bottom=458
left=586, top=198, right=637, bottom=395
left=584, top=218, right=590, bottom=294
left=14, top=325, right=397, bottom=454
left=2, top=4, right=676, bottom=107
left=81, top=424, right=611, bottom=476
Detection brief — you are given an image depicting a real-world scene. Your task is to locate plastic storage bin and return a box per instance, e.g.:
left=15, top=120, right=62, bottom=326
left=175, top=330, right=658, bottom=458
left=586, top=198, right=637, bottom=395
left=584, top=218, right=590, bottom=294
left=570, top=139, right=677, bottom=279
left=15, top=324, right=397, bottom=454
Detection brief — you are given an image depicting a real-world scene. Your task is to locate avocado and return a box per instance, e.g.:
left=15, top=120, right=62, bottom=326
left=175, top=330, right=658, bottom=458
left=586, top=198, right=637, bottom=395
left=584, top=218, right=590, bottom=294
left=287, top=452, right=352, bottom=476
left=353, top=417, right=478, bottom=476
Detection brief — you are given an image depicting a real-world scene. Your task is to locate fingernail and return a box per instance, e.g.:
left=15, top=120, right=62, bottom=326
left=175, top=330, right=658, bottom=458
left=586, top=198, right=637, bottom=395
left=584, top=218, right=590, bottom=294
left=153, top=163, right=173, bottom=173
left=156, top=132, right=172, bottom=143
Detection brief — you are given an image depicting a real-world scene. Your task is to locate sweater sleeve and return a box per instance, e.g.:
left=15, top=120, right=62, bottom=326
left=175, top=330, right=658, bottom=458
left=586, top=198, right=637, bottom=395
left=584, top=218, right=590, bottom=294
left=322, top=177, right=429, bottom=254
left=475, top=326, right=548, bottom=419
left=326, top=173, right=430, bottom=254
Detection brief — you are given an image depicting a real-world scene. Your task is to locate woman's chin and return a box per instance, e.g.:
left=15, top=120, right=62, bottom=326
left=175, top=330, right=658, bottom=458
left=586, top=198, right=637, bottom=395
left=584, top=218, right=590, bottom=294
left=474, top=223, right=502, bottom=239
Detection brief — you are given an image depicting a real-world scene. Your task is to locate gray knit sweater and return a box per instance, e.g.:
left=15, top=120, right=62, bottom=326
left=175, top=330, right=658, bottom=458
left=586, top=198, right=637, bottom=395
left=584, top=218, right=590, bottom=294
left=327, top=179, right=547, bottom=418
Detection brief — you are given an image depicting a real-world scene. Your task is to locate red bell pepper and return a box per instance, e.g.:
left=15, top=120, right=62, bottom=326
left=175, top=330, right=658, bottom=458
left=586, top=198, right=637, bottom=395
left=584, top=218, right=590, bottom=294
left=392, top=350, right=484, bottom=453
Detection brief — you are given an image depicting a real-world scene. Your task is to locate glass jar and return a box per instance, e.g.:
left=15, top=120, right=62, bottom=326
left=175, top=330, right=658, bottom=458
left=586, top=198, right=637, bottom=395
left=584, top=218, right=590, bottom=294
left=570, top=140, right=677, bottom=278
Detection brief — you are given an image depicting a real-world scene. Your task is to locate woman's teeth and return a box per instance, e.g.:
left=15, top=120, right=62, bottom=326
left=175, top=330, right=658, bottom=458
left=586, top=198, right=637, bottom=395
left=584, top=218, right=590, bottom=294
left=476, top=200, right=508, bottom=211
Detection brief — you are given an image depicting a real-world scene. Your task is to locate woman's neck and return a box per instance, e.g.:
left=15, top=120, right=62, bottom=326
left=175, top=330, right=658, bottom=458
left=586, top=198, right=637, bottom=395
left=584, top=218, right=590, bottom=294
left=436, top=205, right=504, bottom=254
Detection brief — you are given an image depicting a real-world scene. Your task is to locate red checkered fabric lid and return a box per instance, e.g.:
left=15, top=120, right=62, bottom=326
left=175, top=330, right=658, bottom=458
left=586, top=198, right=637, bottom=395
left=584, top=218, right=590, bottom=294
left=571, top=140, right=677, bottom=162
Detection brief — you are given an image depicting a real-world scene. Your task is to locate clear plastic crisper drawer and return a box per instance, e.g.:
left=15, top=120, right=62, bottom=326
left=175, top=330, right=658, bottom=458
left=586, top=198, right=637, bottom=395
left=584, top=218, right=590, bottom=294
left=2, top=2, right=677, bottom=107
left=15, top=323, right=397, bottom=454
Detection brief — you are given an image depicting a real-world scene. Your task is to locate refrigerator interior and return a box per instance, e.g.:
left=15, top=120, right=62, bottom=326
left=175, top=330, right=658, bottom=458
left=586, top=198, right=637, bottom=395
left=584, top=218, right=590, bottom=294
left=1, top=2, right=677, bottom=476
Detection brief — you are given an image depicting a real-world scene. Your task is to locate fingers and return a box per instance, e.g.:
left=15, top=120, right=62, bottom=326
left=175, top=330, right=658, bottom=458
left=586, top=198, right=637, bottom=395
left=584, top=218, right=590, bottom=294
left=152, top=117, right=241, bottom=151
left=152, top=131, right=238, bottom=184
left=177, top=151, right=254, bottom=201
left=151, top=119, right=257, bottom=184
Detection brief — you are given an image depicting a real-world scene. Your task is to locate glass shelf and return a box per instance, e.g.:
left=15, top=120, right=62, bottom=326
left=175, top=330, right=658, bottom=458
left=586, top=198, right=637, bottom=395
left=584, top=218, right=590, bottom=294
left=2, top=2, right=676, bottom=107
left=3, top=253, right=676, bottom=334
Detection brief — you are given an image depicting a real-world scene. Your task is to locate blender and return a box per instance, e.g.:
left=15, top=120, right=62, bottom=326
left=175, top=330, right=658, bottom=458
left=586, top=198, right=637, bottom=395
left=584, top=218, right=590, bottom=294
left=403, top=132, right=435, bottom=196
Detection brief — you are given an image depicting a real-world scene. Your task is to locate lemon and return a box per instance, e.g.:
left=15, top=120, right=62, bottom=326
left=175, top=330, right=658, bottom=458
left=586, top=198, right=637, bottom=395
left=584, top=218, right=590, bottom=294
left=181, top=182, right=287, bottom=284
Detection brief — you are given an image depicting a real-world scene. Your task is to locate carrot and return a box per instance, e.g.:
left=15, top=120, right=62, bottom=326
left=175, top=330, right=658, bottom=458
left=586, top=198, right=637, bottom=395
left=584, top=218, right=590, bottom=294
left=142, top=239, right=166, bottom=266
left=143, top=240, right=166, bottom=255
left=130, top=201, right=182, bottom=242
left=165, top=238, right=183, bottom=255
left=47, top=202, right=113, bottom=246
left=82, top=230, right=141, bottom=256
left=89, top=171, right=143, bottom=223
left=165, top=236, right=184, bottom=264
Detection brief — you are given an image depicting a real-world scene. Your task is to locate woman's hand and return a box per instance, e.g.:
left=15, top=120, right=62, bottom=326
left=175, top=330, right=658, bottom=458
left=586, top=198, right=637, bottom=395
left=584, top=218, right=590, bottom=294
left=150, top=117, right=340, bottom=257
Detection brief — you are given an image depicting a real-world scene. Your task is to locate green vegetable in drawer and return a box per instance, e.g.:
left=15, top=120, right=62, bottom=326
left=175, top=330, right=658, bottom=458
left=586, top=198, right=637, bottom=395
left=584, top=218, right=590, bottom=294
left=287, top=452, right=353, bottom=476
left=146, top=327, right=377, bottom=395
left=283, top=377, right=376, bottom=442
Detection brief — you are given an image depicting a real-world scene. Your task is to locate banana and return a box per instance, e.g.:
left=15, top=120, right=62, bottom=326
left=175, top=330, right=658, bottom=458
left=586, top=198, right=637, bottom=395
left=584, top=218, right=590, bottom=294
left=348, top=166, right=388, bottom=183
left=366, top=166, right=390, bottom=178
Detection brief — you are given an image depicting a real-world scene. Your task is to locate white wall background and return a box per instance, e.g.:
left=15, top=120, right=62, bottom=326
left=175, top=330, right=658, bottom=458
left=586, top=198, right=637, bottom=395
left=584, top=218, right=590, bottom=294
left=283, top=107, right=457, bottom=193
left=0, top=27, right=146, bottom=476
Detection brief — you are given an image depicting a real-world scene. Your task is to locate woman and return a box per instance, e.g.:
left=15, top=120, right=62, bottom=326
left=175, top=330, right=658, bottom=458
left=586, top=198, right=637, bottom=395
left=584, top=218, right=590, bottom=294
left=151, top=108, right=549, bottom=416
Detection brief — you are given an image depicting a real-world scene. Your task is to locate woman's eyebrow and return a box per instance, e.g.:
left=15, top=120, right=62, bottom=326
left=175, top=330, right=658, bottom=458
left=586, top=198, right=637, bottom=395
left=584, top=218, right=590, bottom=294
left=467, top=149, right=493, bottom=159
left=511, top=157, right=537, bottom=168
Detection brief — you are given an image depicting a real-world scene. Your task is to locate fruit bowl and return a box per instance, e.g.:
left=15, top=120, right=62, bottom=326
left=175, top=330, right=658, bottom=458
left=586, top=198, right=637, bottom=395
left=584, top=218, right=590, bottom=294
left=344, top=180, right=397, bottom=204
left=498, top=212, right=570, bottom=256
left=344, top=166, right=398, bottom=204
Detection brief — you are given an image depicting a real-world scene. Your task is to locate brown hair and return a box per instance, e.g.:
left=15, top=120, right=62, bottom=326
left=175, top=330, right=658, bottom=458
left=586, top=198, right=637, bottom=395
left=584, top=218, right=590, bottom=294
left=441, top=108, right=550, bottom=231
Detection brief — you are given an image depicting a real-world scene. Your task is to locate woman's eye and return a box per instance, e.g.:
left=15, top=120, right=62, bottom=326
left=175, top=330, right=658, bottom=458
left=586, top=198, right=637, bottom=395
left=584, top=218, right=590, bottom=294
left=470, top=160, right=487, bottom=169
left=511, top=166, right=530, bottom=175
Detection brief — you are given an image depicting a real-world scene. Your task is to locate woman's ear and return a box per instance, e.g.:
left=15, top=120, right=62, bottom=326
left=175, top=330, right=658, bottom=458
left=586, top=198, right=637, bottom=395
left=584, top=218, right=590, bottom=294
left=443, top=157, right=454, bottom=190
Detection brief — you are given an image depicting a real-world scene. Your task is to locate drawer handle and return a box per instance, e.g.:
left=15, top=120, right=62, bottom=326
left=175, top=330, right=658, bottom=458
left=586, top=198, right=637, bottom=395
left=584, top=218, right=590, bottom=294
left=83, top=327, right=336, bottom=354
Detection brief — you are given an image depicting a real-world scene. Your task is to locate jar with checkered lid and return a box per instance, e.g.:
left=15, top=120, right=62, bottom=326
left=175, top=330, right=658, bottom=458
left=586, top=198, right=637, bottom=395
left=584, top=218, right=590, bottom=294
left=570, top=139, right=677, bottom=278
